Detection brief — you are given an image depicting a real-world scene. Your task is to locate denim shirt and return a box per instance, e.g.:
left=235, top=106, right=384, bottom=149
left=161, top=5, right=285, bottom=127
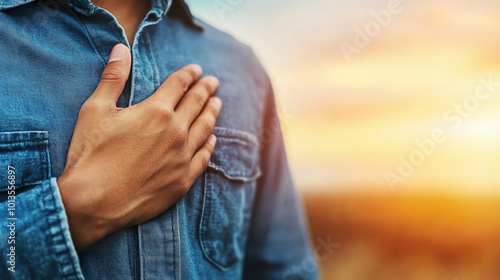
left=0, top=0, right=318, bottom=279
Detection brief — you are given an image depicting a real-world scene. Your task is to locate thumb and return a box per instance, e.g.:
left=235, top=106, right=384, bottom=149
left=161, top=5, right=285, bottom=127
left=92, top=44, right=131, bottom=105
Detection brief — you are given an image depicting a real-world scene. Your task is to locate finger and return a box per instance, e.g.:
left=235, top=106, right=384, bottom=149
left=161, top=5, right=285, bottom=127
left=187, top=97, right=222, bottom=153
left=91, top=44, right=131, bottom=106
left=188, top=134, right=216, bottom=180
left=145, top=64, right=202, bottom=109
left=176, top=76, right=219, bottom=125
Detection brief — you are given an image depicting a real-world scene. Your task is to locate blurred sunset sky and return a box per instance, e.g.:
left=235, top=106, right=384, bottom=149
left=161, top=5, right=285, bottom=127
left=185, top=1, right=500, bottom=279
left=187, top=0, right=500, bottom=195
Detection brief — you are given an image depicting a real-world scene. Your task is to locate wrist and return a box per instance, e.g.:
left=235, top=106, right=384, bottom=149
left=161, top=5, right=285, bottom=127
left=57, top=170, right=112, bottom=251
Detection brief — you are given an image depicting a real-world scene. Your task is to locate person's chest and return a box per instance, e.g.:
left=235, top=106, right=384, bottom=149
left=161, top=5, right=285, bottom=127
left=1, top=3, right=265, bottom=278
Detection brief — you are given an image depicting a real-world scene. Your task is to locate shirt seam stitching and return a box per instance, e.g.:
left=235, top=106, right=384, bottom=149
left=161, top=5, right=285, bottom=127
left=67, top=7, right=106, bottom=66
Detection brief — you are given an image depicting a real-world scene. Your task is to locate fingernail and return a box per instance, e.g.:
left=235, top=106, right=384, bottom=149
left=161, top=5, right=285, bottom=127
left=109, top=44, right=127, bottom=63
left=191, top=64, right=202, bottom=76
left=208, top=134, right=217, bottom=146
left=207, top=76, right=219, bottom=88
left=211, top=97, right=222, bottom=110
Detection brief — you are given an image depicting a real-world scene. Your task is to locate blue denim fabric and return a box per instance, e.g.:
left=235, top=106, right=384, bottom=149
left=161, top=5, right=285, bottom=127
left=0, top=0, right=318, bottom=279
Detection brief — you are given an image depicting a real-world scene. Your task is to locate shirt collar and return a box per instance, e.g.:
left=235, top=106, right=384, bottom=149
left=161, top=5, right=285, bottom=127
left=0, top=0, right=203, bottom=31
left=0, top=0, right=35, bottom=10
left=69, top=0, right=170, bottom=17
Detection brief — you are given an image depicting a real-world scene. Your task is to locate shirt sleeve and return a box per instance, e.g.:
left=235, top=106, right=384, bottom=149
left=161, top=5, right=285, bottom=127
left=0, top=178, right=84, bottom=280
left=242, top=70, right=319, bottom=280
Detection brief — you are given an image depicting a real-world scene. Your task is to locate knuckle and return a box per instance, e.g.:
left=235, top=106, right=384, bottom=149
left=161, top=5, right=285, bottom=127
left=191, top=90, right=206, bottom=108
left=200, top=153, right=210, bottom=170
left=177, top=176, right=192, bottom=194
left=150, top=102, right=173, bottom=119
left=177, top=150, right=191, bottom=166
left=101, top=67, right=124, bottom=83
left=201, top=119, right=214, bottom=135
left=80, top=100, right=102, bottom=114
left=170, top=122, right=188, bottom=145
left=171, top=73, right=189, bottom=92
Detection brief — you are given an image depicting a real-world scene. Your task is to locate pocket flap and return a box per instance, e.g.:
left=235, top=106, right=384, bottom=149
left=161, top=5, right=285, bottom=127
left=0, top=131, right=50, bottom=192
left=208, top=127, right=261, bottom=182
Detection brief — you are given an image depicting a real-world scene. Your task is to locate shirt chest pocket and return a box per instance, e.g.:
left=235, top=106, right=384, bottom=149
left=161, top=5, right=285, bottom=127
left=199, top=127, right=261, bottom=270
left=0, top=131, right=51, bottom=198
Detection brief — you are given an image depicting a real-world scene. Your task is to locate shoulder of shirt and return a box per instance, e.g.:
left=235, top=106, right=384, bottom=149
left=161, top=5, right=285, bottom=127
left=192, top=17, right=271, bottom=87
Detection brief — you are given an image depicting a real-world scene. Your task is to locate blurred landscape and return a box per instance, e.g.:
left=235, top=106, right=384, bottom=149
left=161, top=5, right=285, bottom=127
left=303, top=192, right=500, bottom=279
left=186, top=0, right=500, bottom=279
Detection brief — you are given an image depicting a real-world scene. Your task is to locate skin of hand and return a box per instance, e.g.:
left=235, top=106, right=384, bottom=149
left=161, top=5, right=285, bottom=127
left=57, top=44, right=222, bottom=251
